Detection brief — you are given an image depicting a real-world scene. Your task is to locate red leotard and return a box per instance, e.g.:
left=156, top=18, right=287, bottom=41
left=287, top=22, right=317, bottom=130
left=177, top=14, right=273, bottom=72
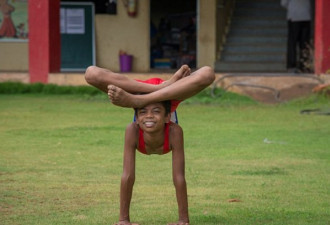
left=137, top=122, right=171, bottom=155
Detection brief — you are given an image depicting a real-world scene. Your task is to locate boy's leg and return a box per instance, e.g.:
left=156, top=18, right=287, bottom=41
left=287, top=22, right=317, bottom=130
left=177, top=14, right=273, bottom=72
left=108, top=66, right=215, bottom=108
left=85, top=65, right=190, bottom=93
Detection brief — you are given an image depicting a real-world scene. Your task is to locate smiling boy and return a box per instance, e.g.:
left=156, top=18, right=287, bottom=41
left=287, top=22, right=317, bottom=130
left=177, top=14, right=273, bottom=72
left=118, top=101, right=188, bottom=225
left=85, top=64, right=215, bottom=225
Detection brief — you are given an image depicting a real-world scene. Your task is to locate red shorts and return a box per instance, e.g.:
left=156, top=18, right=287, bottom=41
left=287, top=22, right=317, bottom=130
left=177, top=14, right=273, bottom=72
left=135, top=78, right=181, bottom=112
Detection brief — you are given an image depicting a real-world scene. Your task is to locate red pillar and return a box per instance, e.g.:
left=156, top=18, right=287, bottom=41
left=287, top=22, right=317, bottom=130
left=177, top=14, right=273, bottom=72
left=29, top=0, right=60, bottom=83
left=314, top=0, right=330, bottom=75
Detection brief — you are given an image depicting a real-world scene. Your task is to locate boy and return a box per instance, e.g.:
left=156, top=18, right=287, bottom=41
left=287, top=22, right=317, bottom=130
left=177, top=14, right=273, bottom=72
left=119, top=101, right=187, bottom=225
left=85, top=65, right=215, bottom=225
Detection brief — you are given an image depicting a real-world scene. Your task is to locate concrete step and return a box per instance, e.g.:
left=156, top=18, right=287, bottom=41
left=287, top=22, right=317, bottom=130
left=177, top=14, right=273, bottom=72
left=215, top=61, right=287, bottom=72
left=234, top=8, right=286, bottom=17
left=222, top=44, right=286, bottom=53
left=231, top=23, right=286, bottom=30
left=221, top=53, right=285, bottom=62
left=235, top=1, right=283, bottom=10
left=229, top=27, right=287, bottom=36
left=226, top=35, right=287, bottom=44
left=231, top=18, right=286, bottom=27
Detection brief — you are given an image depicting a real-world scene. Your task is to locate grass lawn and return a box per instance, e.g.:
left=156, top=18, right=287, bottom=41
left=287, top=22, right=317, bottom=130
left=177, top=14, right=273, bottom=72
left=0, top=90, right=329, bottom=225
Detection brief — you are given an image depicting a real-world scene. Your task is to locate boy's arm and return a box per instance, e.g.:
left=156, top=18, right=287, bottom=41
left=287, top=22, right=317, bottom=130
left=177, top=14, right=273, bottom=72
left=118, top=123, right=138, bottom=223
left=171, top=125, right=189, bottom=224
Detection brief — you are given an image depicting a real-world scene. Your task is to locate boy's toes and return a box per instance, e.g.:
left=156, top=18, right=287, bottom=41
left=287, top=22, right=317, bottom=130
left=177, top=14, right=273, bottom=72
left=108, top=85, right=115, bottom=91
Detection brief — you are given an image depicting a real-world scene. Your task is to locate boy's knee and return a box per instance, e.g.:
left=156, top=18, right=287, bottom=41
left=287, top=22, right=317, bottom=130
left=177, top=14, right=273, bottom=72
left=200, top=66, right=215, bottom=85
left=85, top=65, right=99, bottom=84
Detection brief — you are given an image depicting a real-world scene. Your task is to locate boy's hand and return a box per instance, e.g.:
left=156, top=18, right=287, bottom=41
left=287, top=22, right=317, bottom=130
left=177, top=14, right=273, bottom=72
left=167, top=222, right=189, bottom=225
left=113, top=222, right=139, bottom=225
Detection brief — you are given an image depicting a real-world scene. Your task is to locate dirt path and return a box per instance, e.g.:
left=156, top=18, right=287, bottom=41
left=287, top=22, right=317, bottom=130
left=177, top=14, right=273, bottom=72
left=213, top=73, right=329, bottom=104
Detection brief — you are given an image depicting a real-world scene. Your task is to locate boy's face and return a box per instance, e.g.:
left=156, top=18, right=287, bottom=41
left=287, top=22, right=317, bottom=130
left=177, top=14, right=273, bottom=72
left=136, top=103, right=171, bottom=132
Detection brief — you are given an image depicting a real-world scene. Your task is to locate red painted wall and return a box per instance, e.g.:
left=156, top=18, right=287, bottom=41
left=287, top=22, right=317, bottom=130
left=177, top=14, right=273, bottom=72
left=314, top=0, right=330, bottom=74
left=29, top=0, right=60, bottom=83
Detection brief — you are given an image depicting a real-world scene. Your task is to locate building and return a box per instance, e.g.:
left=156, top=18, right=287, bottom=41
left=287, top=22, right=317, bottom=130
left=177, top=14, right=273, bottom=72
left=0, top=0, right=329, bottom=83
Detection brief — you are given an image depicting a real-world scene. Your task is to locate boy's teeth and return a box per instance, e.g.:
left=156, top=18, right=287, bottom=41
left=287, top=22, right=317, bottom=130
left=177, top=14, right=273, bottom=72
left=145, top=122, right=154, bottom=126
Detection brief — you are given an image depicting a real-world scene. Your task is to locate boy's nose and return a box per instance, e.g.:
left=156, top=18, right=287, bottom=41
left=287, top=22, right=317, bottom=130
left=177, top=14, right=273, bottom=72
left=146, top=111, right=154, bottom=117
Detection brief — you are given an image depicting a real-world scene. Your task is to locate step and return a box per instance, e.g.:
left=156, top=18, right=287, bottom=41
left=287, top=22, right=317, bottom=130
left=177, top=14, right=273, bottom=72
left=231, top=19, right=287, bottom=27
left=226, top=35, right=287, bottom=44
left=215, top=61, right=287, bottom=72
left=236, top=0, right=281, bottom=2
left=235, top=2, right=284, bottom=9
left=233, top=16, right=286, bottom=21
left=221, top=53, right=285, bottom=62
left=229, top=27, right=287, bottom=36
left=233, top=8, right=286, bottom=17
left=231, top=23, right=287, bottom=30
left=222, top=44, right=286, bottom=53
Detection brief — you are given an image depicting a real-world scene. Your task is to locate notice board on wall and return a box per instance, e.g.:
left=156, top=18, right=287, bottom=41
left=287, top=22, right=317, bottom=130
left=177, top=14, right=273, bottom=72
left=60, top=2, right=95, bottom=71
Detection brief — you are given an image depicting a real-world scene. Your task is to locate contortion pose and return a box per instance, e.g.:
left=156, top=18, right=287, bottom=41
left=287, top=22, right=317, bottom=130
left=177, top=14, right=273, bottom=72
left=85, top=65, right=215, bottom=225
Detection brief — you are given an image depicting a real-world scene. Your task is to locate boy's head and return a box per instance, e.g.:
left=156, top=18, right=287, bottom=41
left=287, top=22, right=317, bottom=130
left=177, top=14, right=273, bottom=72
left=134, top=100, right=171, bottom=122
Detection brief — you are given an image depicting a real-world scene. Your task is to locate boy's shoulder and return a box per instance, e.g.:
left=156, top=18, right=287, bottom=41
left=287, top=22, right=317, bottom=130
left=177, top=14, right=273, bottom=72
left=125, top=122, right=139, bottom=134
left=169, top=122, right=181, bottom=128
left=169, top=122, right=183, bottom=135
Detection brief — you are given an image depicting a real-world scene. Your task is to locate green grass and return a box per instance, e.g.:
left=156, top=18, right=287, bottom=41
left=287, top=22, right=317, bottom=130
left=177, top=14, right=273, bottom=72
left=0, top=90, right=329, bottom=225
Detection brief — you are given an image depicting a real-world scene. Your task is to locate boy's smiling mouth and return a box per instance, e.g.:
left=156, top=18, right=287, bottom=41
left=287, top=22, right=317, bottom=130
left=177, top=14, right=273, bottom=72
left=144, top=121, right=156, bottom=127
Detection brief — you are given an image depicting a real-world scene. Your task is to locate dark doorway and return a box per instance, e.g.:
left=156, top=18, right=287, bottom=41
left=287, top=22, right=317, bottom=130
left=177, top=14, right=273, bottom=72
left=150, top=0, right=197, bottom=70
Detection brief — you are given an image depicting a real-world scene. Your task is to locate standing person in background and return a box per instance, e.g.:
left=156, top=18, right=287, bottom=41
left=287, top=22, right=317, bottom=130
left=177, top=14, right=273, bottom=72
left=281, top=0, right=312, bottom=73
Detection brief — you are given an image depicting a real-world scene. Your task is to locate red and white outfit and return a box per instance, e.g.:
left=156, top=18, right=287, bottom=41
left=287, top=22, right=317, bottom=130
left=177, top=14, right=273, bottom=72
left=137, top=122, right=172, bottom=155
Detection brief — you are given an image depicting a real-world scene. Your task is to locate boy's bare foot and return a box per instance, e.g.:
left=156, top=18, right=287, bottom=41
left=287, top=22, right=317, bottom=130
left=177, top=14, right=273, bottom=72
left=163, top=65, right=191, bottom=87
left=173, top=64, right=191, bottom=80
left=107, top=85, right=144, bottom=108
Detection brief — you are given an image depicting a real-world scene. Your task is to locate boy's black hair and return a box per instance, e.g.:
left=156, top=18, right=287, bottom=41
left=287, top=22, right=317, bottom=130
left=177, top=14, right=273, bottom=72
left=134, top=100, right=171, bottom=117
left=162, top=100, right=171, bottom=115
